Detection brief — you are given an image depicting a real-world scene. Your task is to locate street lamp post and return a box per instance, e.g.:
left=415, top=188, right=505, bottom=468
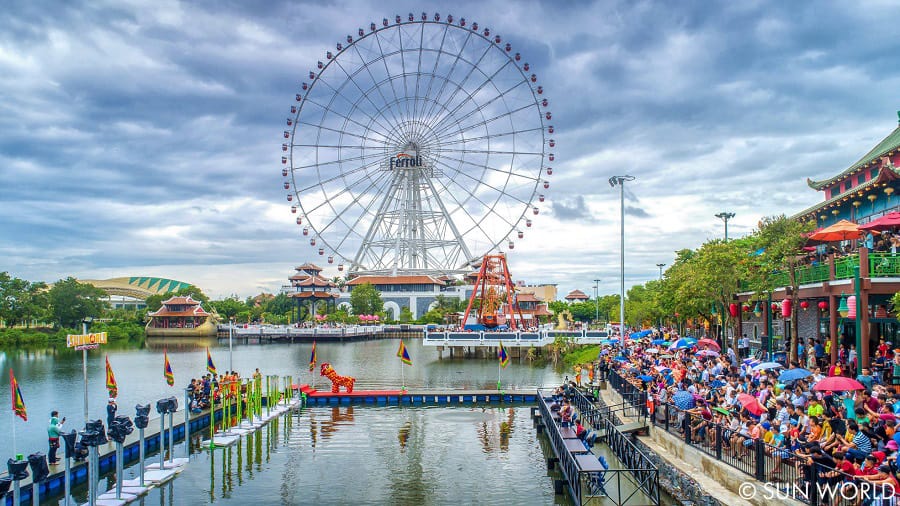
left=715, top=212, right=736, bottom=241
left=656, top=263, right=665, bottom=281
left=229, top=317, right=234, bottom=372
left=609, top=175, right=635, bottom=345
left=655, top=264, right=665, bottom=329
left=593, top=279, right=601, bottom=325
left=82, top=317, right=92, bottom=423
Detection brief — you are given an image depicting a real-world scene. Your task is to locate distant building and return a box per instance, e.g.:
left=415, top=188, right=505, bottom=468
left=285, top=263, right=339, bottom=321
left=564, top=289, right=590, bottom=301
left=77, top=276, right=196, bottom=310
left=343, top=275, right=463, bottom=320
left=514, top=292, right=553, bottom=324
left=146, top=295, right=216, bottom=337
left=517, top=283, right=558, bottom=303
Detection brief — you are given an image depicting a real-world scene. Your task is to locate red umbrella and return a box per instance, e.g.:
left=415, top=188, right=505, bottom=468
left=859, top=211, right=900, bottom=232
left=737, top=393, right=765, bottom=416
left=812, top=376, right=865, bottom=391
left=696, top=339, right=720, bottom=351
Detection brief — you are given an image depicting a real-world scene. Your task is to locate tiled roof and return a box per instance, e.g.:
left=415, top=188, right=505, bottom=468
left=288, top=291, right=339, bottom=298
left=161, top=296, right=200, bottom=306
left=347, top=275, right=444, bottom=285
left=294, top=263, right=323, bottom=272
left=808, top=125, right=900, bottom=190
left=149, top=309, right=210, bottom=317
left=564, top=289, right=589, bottom=300
left=794, top=163, right=900, bottom=219
left=289, top=275, right=335, bottom=286
left=515, top=293, right=542, bottom=302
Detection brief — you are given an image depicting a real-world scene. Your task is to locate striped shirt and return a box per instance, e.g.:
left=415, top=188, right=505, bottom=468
left=852, top=431, right=873, bottom=454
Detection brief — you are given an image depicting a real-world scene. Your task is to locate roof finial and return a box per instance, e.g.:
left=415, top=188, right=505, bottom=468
left=897, top=110, right=900, bottom=125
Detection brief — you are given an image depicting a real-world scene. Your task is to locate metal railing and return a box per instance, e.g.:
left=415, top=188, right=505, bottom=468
left=609, top=369, right=896, bottom=506
left=537, top=390, right=659, bottom=505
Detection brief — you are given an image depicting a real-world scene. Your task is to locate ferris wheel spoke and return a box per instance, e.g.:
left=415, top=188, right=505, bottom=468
left=419, top=29, right=476, bottom=127
left=428, top=58, right=514, bottom=137
left=420, top=34, right=496, bottom=134
left=293, top=152, right=386, bottom=190
left=309, top=77, right=402, bottom=144
left=428, top=166, right=512, bottom=248
left=433, top=103, right=540, bottom=149
left=303, top=160, right=390, bottom=217
left=372, top=29, right=415, bottom=140
left=314, top=169, right=394, bottom=251
left=295, top=120, right=389, bottom=146
left=431, top=79, right=532, bottom=141
left=432, top=156, right=534, bottom=209
left=437, top=148, right=543, bottom=156
left=434, top=150, right=540, bottom=183
left=417, top=22, right=452, bottom=137
left=330, top=57, right=405, bottom=145
left=431, top=125, right=544, bottom=149
left=348, top=41, right=410, bottom=141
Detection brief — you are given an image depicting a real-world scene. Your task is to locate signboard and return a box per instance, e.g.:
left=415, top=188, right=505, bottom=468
left=66, top=332, right=108, bottom=349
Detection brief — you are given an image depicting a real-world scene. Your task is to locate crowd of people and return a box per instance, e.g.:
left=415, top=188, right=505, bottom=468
left=594, top=328, right=900, bottom=503
left=186, top=369, right=262, bottom=413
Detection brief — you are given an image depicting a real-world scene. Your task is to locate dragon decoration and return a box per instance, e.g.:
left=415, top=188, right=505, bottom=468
left=320, top=362, right=356, bottom=393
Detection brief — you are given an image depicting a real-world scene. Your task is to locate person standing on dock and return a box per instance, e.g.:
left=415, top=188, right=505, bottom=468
left=107, top=397, right=117, bottom=429
left=47, top=411, right=64, bottom=464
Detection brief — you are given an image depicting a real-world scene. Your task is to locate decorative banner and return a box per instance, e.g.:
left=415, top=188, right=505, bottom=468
left=206, top=347, right=217, bottom=376
left=498, top=341, right=509, bottom=368
left=10, top=368, right=27, bottom=421
left=66, top=332, right=108, bottom=350
left=309, top=341, right=317, bottom=372
left=397, top=341, right=412, bottom=366
left=164, top=349, right=174, bottom=386
left=105, top=355, right=118, bottom=399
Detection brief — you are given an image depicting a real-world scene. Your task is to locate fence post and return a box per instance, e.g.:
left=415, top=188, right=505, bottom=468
left=683, top=415, right=691, bottom=445
left=714, top=423, right=722, bottom=460
left=664, top=403, right=669, bottom=431
left=754, top=439, right=766, bottom=482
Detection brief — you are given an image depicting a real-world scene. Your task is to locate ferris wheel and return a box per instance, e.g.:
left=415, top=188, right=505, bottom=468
left=282, top=12, right=553, bottom=276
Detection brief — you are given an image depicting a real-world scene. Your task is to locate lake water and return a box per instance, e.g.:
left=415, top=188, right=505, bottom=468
left=1, top=338, right=582, bottom=504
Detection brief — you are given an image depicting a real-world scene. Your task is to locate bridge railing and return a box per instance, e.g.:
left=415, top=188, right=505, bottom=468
left=422, top=329, right=616, bottom=346
left=537, top=389, right=659, bottom=506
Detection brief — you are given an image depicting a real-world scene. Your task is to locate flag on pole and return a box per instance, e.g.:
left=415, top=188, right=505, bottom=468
left=105, top=355, right=118, bottom=399
left=397, top=340, right=412, bottom=366
left=164, top=349, right=174, bottom=386
left=10, top=368, right=26, bottom=421
left=206, top=347, right=217, bottom=375
left=309, top=341, right=317, bottom=372
left=498, top=341, right=509, bottom=368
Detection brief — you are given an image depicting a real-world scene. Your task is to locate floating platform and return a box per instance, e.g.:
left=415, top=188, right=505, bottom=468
left=296, top=385, right=538, bottom=406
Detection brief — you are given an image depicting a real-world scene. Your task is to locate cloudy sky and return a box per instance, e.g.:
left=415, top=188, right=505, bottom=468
left=2, top=0, right=900, bottom=300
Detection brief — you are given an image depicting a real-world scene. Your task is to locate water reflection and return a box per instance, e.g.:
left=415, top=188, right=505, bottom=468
left=145, top=337, right=217, bottom=351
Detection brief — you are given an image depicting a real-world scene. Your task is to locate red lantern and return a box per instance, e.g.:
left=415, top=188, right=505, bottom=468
left=781, top=298, right=791, bottom=318
left=800, top=301, right=809, bottom=311
left=728, top=303, right=738, bottom=318
left=847, top=295, right=857, bottom=319
left=742, top=304, right=750, bottom=312
left=818, top=301, right=827, bottom=311
left=771, top=303, right=778, bottom=312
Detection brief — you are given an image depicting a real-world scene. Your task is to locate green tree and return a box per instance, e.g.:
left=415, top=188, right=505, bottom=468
left=349, top=283, right=383, bottom=315
left=0, top=273, right=48, bottom=327
left=399, top=306, right=413, bottom=323
left=265, top=293, right=293, bottom=316
left=421, top=309, right=445, bottom=324
left=749, top=215, right=816, bottom=362
left=209, top=297, right=247, bottom=319
left=47, top=277, right=106, bottom=329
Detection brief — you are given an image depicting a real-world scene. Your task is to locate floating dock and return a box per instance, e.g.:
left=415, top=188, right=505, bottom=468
left=297, top=385, right=539, bottom=406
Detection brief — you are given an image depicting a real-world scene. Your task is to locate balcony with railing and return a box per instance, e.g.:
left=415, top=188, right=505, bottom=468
left=742, top=252, right=900, bottom=292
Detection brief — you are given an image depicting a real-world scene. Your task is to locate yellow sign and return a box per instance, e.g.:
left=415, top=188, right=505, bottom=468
left=66, top=332, right=108, bottom=348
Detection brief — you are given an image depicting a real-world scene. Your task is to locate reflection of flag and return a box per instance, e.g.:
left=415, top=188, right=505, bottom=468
left=206, top=347, right=217, bottom=375
left=10, top=368, right=26, bottom=421
left=105, top=355, right=118, bottom=398
left=309, top=341, right=317, bottom=372
left=164, top=349, right=174, bottom=386
left=498, top=341, right=509, bottom=368
left=397, top=341, right=412, bottom=366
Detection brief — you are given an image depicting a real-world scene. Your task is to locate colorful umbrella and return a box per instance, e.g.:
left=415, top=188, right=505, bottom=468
left=807, top=219, right=863, bottom=243
left=712, top=406, right=731, bottom=416
left=737, top=393, right=765, bottom=416
left=696, top=350, right=720, bottom=358
left=638, top=375, right=654, bottom=382
left=697, top=339, right=720, bottom=351
left=651, top=339, right=668, bottom=345
left=645, top=348, right=660, bottom=354
left=672, top=390, right=695, bottom=410
left=859, top=211, right=900, bottom=232
left=812, top=376, right=866, bottom=392
left=670, top=338, right=695, bottom=350
left=778, top=368, right=813, bottom=383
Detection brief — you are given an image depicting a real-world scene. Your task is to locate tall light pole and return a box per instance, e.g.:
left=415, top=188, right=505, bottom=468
left=655, top=264, right=665, bottom=329
left=656, top=263, right=665, bottom=281
left=715, top=211, right=736, bottom=241
left=593, top=279, right=601, bottom=324
left=609, top=175, right=635, bottom=345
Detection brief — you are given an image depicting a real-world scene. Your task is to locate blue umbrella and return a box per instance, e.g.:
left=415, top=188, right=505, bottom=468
left=614, top=356, right=628, bottom=362
left=778, top=368, right=813, bottom=382
left=598, top=349, right=610, bottom=356
left=639, top=375, right=654, bottom=382
left=710, top=380, right=726, bottom=389
left=752, top=362, right=783, bottom=371
left=670, top=338, right=695, bottom=350
left=651, top=339, right=667, bottom=345
left=672, top=390, right=695, bottom=410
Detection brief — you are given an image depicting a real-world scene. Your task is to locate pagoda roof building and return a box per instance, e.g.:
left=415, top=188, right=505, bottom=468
left=564, top=289, right=590, bottom=301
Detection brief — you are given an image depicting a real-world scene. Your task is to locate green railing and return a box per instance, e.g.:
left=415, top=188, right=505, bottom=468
left=834, top=255, right=858, bottom=279
left=870, top=252, right=900, bottom=277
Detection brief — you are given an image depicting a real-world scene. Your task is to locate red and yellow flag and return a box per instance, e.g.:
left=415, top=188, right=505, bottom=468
left=105, top=355, right=118, bottom=398
left=309, top=341, right=317, bottom=372
left=206, top=347, right=217, bottom=376
left=498, top=341, right=509, bottom=369
left=10, top=368, right=26, bottom=421
left=164, top=349, right=174, bottom=386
